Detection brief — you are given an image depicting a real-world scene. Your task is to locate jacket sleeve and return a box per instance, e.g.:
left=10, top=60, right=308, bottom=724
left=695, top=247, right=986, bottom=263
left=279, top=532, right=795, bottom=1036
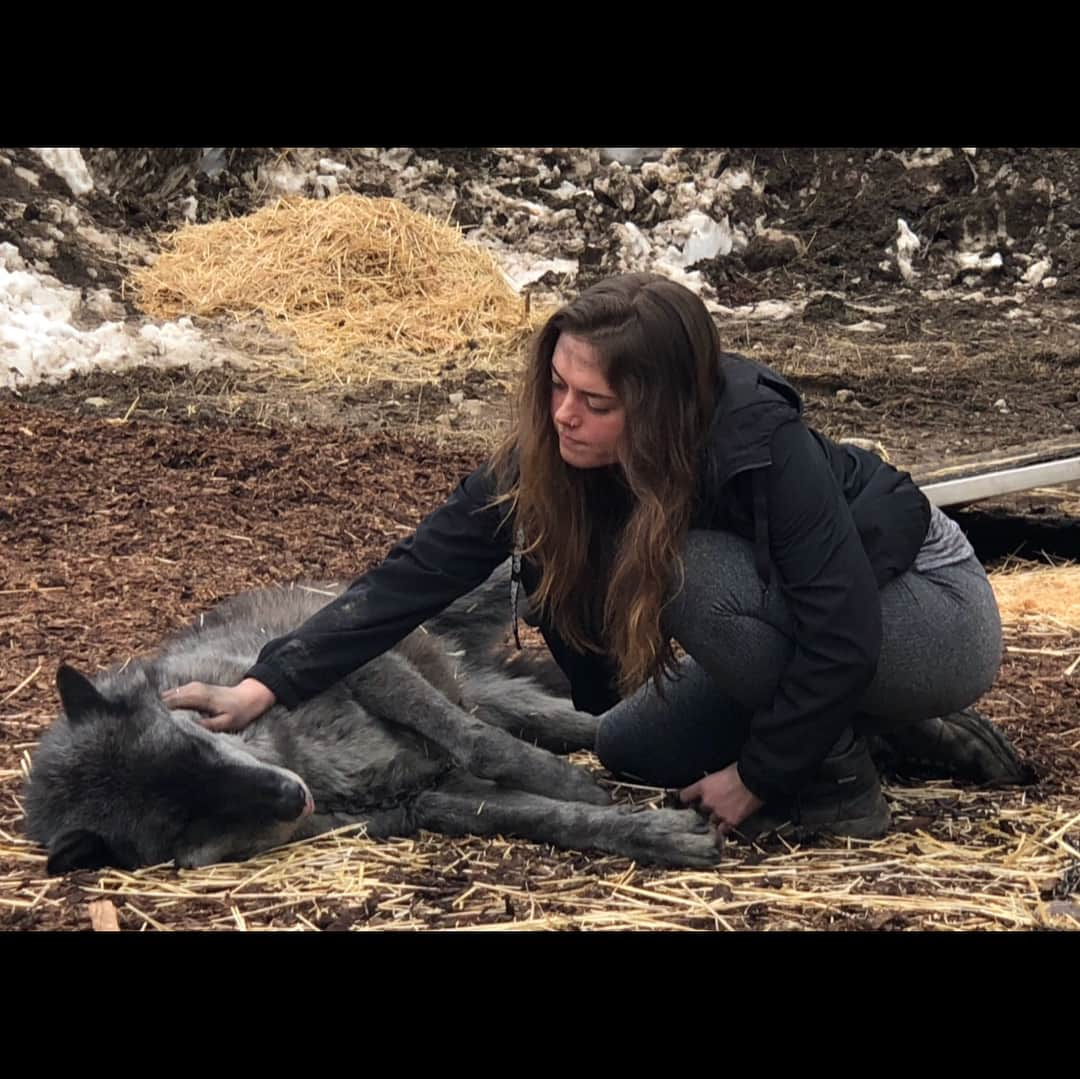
left=245, top=464, right=514, bottom=709
left=736, top=420, right=883, bottom=804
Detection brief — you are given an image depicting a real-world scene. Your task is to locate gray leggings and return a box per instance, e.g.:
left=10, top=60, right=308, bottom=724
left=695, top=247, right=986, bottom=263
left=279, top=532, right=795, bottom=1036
left=595, top=530, right=1003, bottom=789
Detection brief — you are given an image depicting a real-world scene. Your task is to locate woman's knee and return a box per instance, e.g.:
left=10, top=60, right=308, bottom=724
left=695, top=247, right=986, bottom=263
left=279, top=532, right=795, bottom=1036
left=666, top=530, right=767, bottom=634
left=664, top=532, right=794, bottom=706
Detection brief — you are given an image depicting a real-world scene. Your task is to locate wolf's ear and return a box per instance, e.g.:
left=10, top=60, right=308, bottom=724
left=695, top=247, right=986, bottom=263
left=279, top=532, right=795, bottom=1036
left=56, top=665, right=112, bottom=723
left=46, top=829, right=117, bottom=875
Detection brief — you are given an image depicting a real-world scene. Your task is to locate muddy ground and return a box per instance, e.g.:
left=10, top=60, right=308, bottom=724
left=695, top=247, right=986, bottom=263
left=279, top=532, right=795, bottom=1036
left=1, top=148, right=1078, bottom=931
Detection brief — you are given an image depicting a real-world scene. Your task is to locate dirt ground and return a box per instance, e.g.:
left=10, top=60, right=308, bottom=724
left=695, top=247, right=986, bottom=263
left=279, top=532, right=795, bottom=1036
left=1, top=147, right=1078, bottom=932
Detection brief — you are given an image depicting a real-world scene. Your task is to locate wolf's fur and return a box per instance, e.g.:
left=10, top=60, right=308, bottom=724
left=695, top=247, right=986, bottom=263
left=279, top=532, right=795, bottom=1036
left=24, top=562, right=718, bottom=873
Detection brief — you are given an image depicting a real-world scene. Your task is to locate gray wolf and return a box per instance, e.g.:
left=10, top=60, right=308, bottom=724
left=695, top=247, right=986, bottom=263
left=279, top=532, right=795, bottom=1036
left=24, top=563, right=718, bottom=873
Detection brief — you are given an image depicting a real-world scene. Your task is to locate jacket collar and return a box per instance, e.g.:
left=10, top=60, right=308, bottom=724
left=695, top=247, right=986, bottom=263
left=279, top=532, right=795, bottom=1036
left=699, top=352, right=803, bottom=491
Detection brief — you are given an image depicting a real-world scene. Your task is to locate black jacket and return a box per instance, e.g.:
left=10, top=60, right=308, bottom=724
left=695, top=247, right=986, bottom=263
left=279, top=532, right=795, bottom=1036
left=246, top=352, right=931, bottom=804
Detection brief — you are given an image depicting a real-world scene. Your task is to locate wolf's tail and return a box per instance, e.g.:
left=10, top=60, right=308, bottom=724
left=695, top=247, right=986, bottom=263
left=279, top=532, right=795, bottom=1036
left=422, top=561, right=571, bottom=697
left=422, top=560, right=518, bottom=654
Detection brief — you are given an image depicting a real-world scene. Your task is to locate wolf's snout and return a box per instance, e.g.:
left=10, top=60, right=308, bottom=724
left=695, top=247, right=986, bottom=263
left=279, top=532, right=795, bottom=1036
left=273, top=777, right=312, bottom=822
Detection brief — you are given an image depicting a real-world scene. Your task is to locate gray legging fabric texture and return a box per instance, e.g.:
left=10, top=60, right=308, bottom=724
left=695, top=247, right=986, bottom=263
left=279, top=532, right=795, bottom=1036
left=594, top=529, right=1003, bottom=790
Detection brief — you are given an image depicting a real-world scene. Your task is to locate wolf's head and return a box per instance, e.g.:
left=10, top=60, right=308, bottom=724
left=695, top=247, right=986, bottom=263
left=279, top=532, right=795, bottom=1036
left=24, top=664, right=314, bottom=874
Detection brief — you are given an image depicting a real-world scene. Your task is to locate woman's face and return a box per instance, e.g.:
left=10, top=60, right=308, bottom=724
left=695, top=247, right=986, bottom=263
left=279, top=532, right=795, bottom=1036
left=550, top=332, right=626, bottom=469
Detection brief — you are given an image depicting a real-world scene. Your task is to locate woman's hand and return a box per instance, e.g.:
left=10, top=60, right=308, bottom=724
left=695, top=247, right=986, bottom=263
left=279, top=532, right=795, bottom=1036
left=679, top=763, right=764, bottom=843
left=161, top=677, right=276, bottom=733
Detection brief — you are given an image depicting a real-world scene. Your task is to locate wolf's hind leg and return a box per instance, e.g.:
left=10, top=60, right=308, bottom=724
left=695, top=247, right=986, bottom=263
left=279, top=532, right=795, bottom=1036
left=348, top=654, right=608, bottom=806
left=463, top=669, right=600, bottom=753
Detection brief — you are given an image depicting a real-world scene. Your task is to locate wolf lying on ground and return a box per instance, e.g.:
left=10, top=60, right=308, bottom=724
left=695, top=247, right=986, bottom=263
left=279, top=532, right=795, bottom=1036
left=24, top=562, right=719, bottom=874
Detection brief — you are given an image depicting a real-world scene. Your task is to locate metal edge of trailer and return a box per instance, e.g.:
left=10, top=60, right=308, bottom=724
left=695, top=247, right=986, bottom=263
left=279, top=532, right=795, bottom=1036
left=919, top=453, right=1080, bottom=508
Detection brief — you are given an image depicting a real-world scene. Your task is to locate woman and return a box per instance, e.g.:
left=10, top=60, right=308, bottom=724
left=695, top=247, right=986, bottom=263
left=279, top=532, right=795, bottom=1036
left=163, top=272, right=1028, bottom=843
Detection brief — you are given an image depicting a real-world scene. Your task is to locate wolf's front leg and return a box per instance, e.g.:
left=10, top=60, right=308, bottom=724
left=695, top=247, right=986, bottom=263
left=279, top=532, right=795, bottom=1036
left=349, top=654, right=609, bottom=806
left=414, top=776, right=721, bottom=869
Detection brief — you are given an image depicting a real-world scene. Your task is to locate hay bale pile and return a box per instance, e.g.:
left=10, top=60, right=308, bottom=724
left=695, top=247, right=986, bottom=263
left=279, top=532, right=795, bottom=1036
left=131, top=195, right=547, bottom=384
left=991, top=561, right=1080, bottom=631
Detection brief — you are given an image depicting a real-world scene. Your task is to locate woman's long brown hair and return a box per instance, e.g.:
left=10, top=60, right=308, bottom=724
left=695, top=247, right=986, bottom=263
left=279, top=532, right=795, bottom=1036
left=490, top=272, right=724, bottom=697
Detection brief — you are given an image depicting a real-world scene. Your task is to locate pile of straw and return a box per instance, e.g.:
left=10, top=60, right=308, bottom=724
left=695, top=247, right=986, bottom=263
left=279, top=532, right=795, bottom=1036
left=131, top=195, right=548, bottom=384
left=990, top=560, right=1080, bottom=629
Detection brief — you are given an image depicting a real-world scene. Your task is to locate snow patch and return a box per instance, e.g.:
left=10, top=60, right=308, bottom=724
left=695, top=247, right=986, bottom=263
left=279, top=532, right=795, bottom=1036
left=0, top=243, right=238, bottom=390
left=32, top=148, right=94, bottom=196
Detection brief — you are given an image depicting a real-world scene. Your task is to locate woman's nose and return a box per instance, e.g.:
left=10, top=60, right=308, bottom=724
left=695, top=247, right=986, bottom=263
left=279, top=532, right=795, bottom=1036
left=554, top=394, right=577, bottom=426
